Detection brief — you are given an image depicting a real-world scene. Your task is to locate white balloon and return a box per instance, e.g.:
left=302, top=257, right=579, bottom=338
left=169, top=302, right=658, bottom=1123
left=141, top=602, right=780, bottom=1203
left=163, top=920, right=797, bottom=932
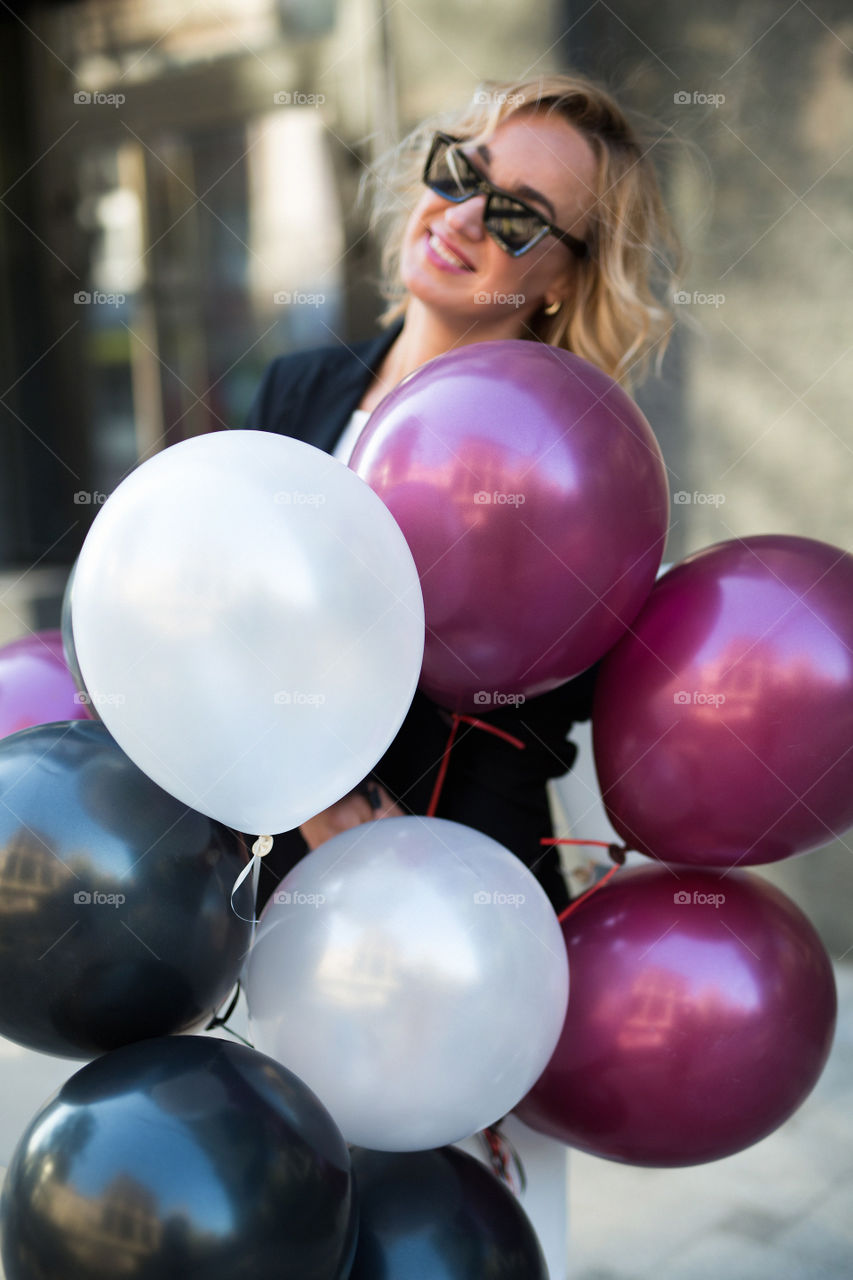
left=245, top=816, right=569, bottom=1151
left=71, top=431, right=424, bottom=834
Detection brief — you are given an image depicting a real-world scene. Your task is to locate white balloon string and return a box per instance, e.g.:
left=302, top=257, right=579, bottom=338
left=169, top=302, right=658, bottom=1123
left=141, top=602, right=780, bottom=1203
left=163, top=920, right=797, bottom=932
left=230, top=834, right=274, bottom=926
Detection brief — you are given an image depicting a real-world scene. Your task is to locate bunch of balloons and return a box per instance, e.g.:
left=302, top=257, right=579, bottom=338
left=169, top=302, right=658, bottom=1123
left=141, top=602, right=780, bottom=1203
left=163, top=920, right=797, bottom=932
left=0, top=341, right=848, bottom=1277
left=514, top=533, right=850, bottom=1164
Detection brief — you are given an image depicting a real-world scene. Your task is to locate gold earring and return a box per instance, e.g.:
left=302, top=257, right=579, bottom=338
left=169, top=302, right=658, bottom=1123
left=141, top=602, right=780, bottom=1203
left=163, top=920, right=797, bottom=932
left=543, top=299, right=562, bottom=316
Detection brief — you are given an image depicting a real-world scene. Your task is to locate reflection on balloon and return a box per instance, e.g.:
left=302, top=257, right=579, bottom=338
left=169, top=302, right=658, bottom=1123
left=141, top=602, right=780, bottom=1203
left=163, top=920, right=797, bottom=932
left=593, top=534, right=853, bottom=866
left=0, top=720, right=252, bottom=1057
left=0, top=1036, right=356, bottom=1280
left=60, top=560, right=96, bottom=713
left=71, top=429, right=424, bottom=834
left=246, top=816, right=569, bottom=1150
left=0, top=629, right=91, bottom=739
left=350, top=340, right=668, bottom=710
left=515, top=865, right=837, bottom=1166
left=349, top=1145, right=547, bottom=1280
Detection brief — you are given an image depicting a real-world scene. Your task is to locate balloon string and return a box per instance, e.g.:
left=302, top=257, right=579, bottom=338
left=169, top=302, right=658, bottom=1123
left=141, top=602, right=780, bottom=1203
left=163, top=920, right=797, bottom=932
left=426, top=713, right=525, bottom=818
left=555, top=863, right=621, bottom=924
left=230, top=834, right=274, bottom=926
left=478, top=1124, right=527, bottom=1195
left=204, top=982, right=255, bottom=1049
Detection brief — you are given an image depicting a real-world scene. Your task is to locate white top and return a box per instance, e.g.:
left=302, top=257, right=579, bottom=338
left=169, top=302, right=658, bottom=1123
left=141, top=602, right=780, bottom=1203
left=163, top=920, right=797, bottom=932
left=332, top=408, right=371, bottom=465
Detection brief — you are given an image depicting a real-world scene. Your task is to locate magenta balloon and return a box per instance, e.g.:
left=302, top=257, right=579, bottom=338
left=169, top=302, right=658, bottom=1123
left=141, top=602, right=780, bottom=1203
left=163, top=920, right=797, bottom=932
left=515, top=865, right=836, bottom=1166
left=593, top=535, right=853, bottom=867
left=350, top=341, right=669, bottom=711
left=0, top=629, right=91, bottom=739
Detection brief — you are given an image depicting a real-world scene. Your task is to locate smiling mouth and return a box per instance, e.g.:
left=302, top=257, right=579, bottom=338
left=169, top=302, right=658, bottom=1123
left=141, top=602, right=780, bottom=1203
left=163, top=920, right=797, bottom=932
left=427, top=231, right=474, bottom=270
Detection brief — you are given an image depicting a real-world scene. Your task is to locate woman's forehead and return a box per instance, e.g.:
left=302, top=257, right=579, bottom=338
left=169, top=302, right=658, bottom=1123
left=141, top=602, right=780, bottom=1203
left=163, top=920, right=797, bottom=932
left=469, top=112, right=598, bottom=220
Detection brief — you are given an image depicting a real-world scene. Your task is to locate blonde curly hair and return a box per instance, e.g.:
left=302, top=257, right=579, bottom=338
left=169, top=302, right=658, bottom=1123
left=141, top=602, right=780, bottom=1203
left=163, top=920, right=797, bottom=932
left=364, top=73, right=684, bottom=389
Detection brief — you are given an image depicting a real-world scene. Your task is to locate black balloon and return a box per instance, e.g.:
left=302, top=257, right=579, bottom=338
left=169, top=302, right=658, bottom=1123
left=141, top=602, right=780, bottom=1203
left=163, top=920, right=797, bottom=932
left=0, top=1036, right=357, bottom=1280
left=0, top=720, right=253, bottom=1056
left=349, top=1145, right=547, bottom=1279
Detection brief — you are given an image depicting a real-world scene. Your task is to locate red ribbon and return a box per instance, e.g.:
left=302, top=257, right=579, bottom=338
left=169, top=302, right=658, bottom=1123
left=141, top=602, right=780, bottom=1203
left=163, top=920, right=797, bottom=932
left=426, top=712, right=526, bottom=818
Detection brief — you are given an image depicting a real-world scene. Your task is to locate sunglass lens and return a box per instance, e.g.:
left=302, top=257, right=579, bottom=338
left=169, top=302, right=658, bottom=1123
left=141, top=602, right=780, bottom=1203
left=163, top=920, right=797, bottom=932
left=427, top=139, right=475, bottom=200
left=485, top=195, right=543, bottom=254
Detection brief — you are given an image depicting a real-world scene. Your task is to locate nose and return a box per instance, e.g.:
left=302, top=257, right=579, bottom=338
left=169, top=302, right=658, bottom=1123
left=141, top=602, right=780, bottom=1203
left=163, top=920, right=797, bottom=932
left=442, top=193, right=487, bottom=240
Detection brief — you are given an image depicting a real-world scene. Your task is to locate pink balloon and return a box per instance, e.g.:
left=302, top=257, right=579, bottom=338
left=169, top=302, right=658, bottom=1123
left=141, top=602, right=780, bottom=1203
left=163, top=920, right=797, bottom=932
left=350, top=341, right=668, bottom=711
left=0, top=630, right=91, bottom=740
left=515, top=865, right=836, bottom=1166
left=593, top=535, right=853, bottom=867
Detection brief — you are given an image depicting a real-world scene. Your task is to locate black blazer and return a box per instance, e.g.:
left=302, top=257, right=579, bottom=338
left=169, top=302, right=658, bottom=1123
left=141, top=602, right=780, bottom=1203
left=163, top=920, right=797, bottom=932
left=245, top=327, right=596, bottom=911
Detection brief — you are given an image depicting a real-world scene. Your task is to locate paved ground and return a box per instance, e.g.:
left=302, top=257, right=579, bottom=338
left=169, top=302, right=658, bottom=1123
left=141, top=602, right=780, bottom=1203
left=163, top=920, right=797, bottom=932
left=567, top=961, right=853, bottom=1280
left=0, top=965, right=850, bottom=1278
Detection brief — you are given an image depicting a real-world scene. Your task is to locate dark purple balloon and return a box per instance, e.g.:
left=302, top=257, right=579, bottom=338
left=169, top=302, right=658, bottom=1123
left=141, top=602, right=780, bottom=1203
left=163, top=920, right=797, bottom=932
left=515, top=865, right=836, bottom=1167
left=0, top=629, right=91, bottom=739
left=350, top=341, right=668, bottom=711
left=593, top=535, right=853, bottom=866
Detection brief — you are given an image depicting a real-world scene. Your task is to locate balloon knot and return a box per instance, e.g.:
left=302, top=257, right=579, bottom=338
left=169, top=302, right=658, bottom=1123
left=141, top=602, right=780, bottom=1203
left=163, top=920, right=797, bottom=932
left=252, top=835, right=274, bottom=858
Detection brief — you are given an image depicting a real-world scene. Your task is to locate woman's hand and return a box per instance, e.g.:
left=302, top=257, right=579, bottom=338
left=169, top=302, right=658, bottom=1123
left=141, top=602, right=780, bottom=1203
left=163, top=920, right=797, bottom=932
left=299, top=783, right=404, bottom=851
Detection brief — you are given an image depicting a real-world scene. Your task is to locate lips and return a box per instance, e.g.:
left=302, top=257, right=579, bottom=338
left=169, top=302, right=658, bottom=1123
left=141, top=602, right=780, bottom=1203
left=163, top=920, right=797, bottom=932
left=426, top=229, right=474, bottom=271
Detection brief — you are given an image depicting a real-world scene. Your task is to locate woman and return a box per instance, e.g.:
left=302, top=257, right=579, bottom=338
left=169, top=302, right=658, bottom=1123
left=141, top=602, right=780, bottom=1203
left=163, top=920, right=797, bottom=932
left=246, top=71, right=682, bottom=911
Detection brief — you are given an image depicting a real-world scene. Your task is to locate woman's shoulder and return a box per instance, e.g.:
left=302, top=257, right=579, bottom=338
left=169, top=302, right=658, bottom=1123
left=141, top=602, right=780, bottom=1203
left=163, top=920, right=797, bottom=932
left=263, top=325, right=399, bottom=391
left=245, top=326, right=399, bottom=438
